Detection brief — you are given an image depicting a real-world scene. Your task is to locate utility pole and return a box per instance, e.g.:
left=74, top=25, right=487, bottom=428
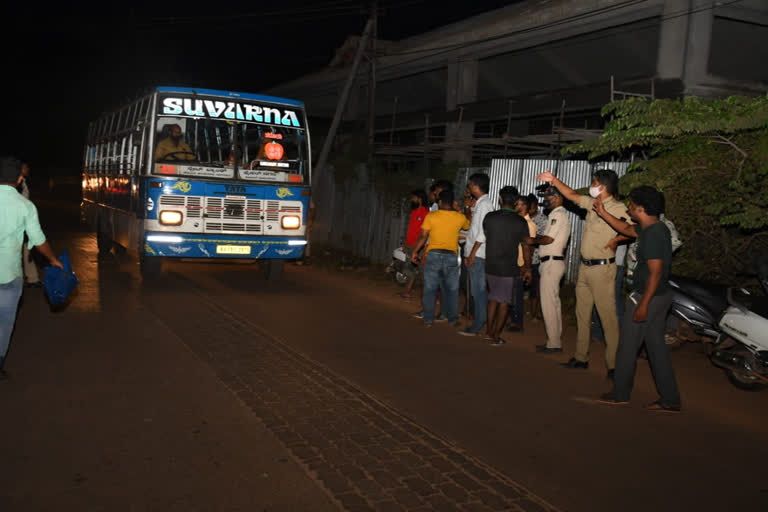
left=313, top=18, right=374, bottom=192
left=367, top=0, right=378, bottom=163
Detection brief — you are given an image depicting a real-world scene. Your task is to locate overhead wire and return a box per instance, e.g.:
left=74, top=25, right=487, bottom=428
left=136, top=0, right=364, bottom=28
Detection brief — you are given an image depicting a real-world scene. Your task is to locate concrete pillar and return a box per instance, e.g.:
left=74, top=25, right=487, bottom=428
left=445, top=59, right=478, bottom=164
left=682, top=0, right=715, bottom=91
left=656, top=0, right=690, bottom=80
left=656, top=0, right=715, bottom=92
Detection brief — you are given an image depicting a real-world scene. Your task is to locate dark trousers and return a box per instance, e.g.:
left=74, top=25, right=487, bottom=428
left=613, top=291, right=681, bottom=406
left=509, top=276, right=525, bottom=327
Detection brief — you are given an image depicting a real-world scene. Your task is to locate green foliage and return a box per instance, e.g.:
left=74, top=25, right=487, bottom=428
left=565, top=95, right=768, bottom=282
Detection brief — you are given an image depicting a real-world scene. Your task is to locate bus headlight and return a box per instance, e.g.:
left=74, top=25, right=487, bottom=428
left=281, top=215, right=301, bottom=229
left=159, top=210, right=183, bottom=226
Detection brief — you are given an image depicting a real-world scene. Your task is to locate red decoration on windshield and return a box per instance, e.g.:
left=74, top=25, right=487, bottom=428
left=265, top=142, right=285, bottom=161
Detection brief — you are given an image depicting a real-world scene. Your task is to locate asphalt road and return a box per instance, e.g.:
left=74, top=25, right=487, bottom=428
left=2, top=200, right=767, bottom=512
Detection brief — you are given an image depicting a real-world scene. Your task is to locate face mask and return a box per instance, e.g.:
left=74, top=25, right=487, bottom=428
left=410, top=201, right=420, bottom=210
left=589, top=185, right=603, bottom=198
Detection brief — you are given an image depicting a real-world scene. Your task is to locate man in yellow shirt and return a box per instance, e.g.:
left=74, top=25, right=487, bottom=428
left=411, top=189, right=470, bottom=326
left=155, top=124, right=196, bottom=162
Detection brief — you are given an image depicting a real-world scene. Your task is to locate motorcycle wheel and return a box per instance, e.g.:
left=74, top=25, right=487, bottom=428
left=664, top=315, right=684, bottom=351
left=394, top=272, right=409, bottom=286
left=726, top=369, right=762, bottom=391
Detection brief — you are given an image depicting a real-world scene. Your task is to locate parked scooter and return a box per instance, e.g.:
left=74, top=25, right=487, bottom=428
left=385, top=247, right=416, bottom=286
left=710, top=263, right=768, bottom=390
left=664, top=276, right=730, bottom=349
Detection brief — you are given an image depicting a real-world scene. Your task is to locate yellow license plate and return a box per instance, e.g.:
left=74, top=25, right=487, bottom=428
left=216, top=245, right=251, bottom=255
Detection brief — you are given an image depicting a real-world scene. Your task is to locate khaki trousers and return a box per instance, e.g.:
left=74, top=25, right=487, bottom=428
left=539, top=260, right=565, bottom=349
left=575, top=263, right=619, bottom=368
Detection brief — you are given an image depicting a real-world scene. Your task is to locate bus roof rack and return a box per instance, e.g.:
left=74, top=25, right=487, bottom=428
left=156, top=86, right=304, bottom=108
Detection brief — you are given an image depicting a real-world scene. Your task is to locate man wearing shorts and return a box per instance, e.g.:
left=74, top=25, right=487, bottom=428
left=478, top=186, right=532, bottom=345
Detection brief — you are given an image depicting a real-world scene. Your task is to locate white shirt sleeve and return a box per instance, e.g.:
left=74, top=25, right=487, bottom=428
left=466, top=197, right=493, bottom=257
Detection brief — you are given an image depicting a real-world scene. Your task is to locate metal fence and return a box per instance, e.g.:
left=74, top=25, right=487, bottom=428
left=312, top=166, right=489, bottom=262
left=485, top=159, right=630, bottom=283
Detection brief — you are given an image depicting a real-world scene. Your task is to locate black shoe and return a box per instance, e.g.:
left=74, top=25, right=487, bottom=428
left=560, top=357, right=588, bottom=369
left=607, top=369, right=615, bottom=381
left=25, top=281, right=42, bottom=289
left=536, top=345, right=563, bottom=354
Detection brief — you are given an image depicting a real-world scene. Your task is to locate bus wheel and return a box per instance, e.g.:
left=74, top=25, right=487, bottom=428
left=140, top=255, right=162, bottom=277
left=96, top=222, right=112, bottom=256
left=265, top=260, right=284, bottom=281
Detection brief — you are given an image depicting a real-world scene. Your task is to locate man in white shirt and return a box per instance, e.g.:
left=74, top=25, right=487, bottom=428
left=460, top=173, right=494, bottom=337
left=534, top=187, right=571, bottom=353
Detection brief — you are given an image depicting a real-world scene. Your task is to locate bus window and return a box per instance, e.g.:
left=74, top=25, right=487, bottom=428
left=155, top=119, right=197, bottom=162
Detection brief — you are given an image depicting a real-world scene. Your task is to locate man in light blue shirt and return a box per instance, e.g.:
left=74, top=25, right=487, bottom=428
left=0, top=157, right=62, bottom=378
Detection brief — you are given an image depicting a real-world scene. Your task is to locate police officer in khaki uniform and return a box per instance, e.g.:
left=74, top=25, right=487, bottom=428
left=537, top=169, right=630, bottom=378
left=533, top=186, right=570, bottom=354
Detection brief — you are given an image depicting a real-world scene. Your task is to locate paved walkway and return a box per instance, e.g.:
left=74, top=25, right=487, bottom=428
left=0, top=235, right=336, bottom=511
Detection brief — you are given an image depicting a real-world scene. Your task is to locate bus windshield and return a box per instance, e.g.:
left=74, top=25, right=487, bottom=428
left=154, top=95, right=308, bottom=183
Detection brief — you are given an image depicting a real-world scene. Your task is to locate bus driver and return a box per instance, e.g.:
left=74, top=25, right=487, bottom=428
left=154, top=124, right=196, bottom=162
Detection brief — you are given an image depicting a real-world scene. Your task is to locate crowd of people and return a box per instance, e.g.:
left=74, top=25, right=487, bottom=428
left=401, top=170, right=684, bottom=412
left=0, top=154, right=684, bottom=411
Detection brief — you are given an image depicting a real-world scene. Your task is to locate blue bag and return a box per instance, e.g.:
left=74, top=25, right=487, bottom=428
left=43, top=249, right=79, bottom=306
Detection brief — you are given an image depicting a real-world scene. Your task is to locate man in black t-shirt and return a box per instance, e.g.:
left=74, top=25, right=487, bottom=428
left=592, top=186, right=681, bottom=412
left=477, top=186, right=532, bottom=345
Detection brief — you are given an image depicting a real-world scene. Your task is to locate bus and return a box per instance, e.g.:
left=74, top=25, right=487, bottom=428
left=81, top=86, right=311, bottom=278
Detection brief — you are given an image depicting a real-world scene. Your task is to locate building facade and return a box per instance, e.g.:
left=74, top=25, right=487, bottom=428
left=268, top=0, right=768, bottom=166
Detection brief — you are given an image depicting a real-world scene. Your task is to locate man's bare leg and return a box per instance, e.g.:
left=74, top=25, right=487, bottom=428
left=401, top=276, right=417, bottom=298
left=486, top=300, right=498, bottom=338
left=491, top=302, right=510, bottom=340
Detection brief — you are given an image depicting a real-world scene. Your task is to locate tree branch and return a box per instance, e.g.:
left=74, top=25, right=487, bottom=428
left=711, top=135, right=748, bottom=159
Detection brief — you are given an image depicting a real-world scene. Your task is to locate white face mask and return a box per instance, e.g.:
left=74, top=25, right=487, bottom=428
left=589, top=185, right=603, bottom=198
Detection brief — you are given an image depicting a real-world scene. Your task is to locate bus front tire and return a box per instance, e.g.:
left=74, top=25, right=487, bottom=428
left=264, top=260, right=284, bottom=281
left=140, top=255, right=162, bottom=277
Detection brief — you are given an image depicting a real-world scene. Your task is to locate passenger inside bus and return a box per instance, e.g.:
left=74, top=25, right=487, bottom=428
left=155, top=124, right=196, bottom=162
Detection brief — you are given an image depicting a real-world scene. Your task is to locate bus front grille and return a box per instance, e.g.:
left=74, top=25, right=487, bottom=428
left=159, top=194, right=203, bottom=219
left=204, top=197, right=263, bottom=234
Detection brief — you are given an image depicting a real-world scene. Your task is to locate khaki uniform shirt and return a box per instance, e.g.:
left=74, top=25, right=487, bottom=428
left=576, top=195, right=630, bottom=260
left=539, top=206, right=571, bottom=258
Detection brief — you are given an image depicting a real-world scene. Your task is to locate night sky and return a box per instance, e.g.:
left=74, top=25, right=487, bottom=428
left=2, top=1, right=517, bottom=175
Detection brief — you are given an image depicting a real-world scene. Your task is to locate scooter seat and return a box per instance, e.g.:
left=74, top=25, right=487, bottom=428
left=669, top=275, right=729, bottom=314
left=746, top=297, right=768, bottom=320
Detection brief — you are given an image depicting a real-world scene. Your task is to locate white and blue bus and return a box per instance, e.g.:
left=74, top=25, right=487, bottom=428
left=82, top=86, right=311, bottom=278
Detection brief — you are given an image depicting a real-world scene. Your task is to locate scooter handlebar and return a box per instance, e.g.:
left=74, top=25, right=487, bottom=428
left=726, top=287, right=751, bottom=314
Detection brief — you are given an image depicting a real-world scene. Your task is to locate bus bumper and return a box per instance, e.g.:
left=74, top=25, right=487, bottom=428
left=143, top=233, right=306, bottom=259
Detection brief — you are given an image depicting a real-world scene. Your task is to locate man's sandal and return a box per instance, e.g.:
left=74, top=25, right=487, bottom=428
left=643, top=401, right=681, bottom=413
